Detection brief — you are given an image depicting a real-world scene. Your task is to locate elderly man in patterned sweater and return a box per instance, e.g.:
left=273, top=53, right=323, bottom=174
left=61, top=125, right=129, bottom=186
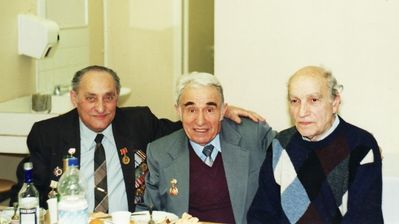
left=247, top=65, right=383, bottom=223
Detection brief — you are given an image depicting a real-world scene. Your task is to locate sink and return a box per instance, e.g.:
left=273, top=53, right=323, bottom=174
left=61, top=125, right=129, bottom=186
left=0, top=87, right=131, bottom=154
left=0, top=87, right=131, bottom=114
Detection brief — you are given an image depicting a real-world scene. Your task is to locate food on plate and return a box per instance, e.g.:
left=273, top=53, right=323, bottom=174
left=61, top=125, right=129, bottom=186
left=90, top=212, right=138, bottom=224
left=170, top=212, right=199, bottom=224
left=89, top=218, right=103, bottom=224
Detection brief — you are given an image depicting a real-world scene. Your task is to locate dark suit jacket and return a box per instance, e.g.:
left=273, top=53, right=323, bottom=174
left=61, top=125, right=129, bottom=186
left=10, top=106, right=181, bottom=212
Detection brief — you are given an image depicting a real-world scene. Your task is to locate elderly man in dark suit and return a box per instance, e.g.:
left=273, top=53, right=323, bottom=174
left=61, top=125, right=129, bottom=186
left=10, top=65, right=263, bottom=213
left=144, top=72, right=276, bottom=223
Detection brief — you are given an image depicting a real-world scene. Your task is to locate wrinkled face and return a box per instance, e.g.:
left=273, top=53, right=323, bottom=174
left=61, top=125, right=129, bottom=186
left=70, top=70, right=119, bottom=132
left=288, top=73, right=340, bottom=141
left=176, top=85, right=227, bottom=146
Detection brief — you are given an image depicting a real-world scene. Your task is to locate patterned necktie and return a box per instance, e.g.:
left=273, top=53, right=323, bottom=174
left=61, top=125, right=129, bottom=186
left=202, top=144, right=214, bottom=167
left=94, top=134, right=108, bottom=212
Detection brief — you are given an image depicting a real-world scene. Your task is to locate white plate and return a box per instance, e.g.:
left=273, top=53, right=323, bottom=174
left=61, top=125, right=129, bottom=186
left=131, top=211, right=178, bottom=223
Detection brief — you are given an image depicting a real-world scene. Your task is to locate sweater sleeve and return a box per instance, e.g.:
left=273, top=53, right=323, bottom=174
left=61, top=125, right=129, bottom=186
left=247, top=141, right=290, bottom=223
left=342, top=135, right=383, bottom=223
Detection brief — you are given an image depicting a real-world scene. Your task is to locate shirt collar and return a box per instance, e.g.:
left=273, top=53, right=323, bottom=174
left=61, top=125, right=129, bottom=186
left=190, top=134, right=221, bottom=161
left=302, top=114, right=340, bottom=142
left=79, top=119, right=113, bottom=152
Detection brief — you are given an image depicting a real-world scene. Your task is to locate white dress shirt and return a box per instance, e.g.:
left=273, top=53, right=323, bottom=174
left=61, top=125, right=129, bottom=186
left=79, top=120, right=128, bottom=212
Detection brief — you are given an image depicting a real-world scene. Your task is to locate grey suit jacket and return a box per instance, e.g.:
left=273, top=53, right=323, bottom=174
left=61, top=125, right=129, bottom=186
left=144, top=118, right=276, bottom=223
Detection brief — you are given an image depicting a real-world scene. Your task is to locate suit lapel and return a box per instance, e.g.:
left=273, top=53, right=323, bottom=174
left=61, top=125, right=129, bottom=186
left=163, top=131, right=190, bottom=214
left=60, top=110, right=81, bottom=155
left=50, top=109, right=81, bottom=180
left=112, top=108, right=138, bottom=211
left=220, top=120, right=249, bottom=222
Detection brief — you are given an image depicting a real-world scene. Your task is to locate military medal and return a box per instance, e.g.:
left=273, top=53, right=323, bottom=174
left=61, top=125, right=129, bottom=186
left=120, top=147, right=131, bottom=165
left=53, top=166, right=62, bottom=177
left=122, top=156, right=130, bottom=165
left=68, top=148, right=76, bottom=155
left=134, top=149, right=148, bottom=204
left=169, top=178, right=178, bottom=196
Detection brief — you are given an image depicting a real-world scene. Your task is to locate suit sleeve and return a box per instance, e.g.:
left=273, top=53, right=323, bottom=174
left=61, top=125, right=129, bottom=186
left=247, top=142, right=290, bottom=224
left=123, top=106, right=181, bottom=142
left=143, top=142, right=162, bottom=210
left=146, top=108, right=181, bottom=140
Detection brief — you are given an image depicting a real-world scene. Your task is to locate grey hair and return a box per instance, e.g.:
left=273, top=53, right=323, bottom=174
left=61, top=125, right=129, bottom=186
left=323, top=69, right=344, bottom=98
left=71, top=65, right=121, bottom=94
left=175, top=72, right=224, bottom=104
left=288, top=66, right=343, bottom=99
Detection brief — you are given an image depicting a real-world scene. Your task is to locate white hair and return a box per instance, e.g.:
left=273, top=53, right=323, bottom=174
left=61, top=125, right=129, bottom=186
left=175, top=72, right=224, bottom=104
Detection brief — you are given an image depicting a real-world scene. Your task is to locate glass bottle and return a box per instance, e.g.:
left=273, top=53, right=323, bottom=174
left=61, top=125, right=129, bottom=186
left=18, top=162, right=40, bottom=224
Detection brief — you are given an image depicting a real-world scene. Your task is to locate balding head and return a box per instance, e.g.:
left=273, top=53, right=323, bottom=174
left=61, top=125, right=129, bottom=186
left=289, top=66, right=342, bottom=100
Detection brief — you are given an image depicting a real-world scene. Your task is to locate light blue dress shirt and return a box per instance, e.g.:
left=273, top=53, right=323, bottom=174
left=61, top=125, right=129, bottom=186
left=190, top=134, right=221, bottom=163
left=79, top=120, right=128, bottom=212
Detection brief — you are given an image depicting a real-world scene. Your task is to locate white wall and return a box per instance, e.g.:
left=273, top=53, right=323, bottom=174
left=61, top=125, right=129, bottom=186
left=215, top=0, right=399, bottom=156
left=105, top=0, right=182, bottom=119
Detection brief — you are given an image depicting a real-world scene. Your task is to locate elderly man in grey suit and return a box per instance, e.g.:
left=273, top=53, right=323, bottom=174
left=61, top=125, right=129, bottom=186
left=144, top=72, right=276, bottom=223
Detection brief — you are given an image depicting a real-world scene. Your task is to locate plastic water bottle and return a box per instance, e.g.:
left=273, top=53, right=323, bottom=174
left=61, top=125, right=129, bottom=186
left=18, top=162, right=40, bottom=224
left=57, top=157, right=88, bottom=224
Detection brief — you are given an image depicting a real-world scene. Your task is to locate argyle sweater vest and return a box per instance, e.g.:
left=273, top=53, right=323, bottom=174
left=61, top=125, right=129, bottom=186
left=247, top=117, right=383, bottom=224
left=188, top=147, right=235, bottom=223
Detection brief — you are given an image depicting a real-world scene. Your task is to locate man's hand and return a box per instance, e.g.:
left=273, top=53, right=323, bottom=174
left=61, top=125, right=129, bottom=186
left=224, top=105, right=265, bottom=124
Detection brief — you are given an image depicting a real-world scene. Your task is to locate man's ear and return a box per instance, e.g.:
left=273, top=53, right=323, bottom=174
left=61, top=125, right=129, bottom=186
left=220, top=103, right=228, bottom=120
left=332, top=94, right=341, bottom=114
left=175, top=104, right=182, bottom=119
left=70, top=90, right=78, bottom=107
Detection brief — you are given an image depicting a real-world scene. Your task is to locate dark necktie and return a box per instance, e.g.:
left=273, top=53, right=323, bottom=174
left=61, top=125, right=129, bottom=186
left=94, top=134, right=108, bottom=212
left=202, top=144, right=214, bottom=167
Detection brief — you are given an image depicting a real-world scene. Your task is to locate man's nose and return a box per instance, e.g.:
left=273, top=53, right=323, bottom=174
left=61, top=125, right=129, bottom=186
left=95, top=100, right=105, bottom=112
left=195, top=111, right=205, bottom=125
left=299, top=103, right=309, bottom=117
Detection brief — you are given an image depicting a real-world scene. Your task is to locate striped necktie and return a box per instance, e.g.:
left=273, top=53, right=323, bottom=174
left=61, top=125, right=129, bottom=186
left=94, top=134, right=108, bottom=212
left=202, top=144, right=214, bottom=167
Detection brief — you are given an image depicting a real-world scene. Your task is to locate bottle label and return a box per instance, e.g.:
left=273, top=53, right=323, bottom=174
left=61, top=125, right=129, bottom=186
left=58, top=207, right=88, bottom=224
left=19, top=207, right=38, bottom=224
left=58, top=198, right=88, bottom=224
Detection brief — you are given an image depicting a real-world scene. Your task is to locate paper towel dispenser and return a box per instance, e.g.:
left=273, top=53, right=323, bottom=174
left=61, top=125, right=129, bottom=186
left=18, top=14, right=60, bottom=59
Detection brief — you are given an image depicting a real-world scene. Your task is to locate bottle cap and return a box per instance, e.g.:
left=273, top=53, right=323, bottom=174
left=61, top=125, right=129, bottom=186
left=68, top=157, right=78, bottom=167
left=23, top=161, right=33, bottom=170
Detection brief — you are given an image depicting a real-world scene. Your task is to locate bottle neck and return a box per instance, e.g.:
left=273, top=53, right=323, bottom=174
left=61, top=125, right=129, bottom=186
left=24, top=169, right=33, bottom=184
left=67, top=165, right=79, bottom=171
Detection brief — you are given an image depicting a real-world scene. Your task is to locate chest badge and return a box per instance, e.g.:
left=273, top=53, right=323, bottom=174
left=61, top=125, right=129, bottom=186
left=169, top=178, right=178, bottom=196
left=119, top=147, right=131, bottom=165
left=53, top=166, right=63, bottom=177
